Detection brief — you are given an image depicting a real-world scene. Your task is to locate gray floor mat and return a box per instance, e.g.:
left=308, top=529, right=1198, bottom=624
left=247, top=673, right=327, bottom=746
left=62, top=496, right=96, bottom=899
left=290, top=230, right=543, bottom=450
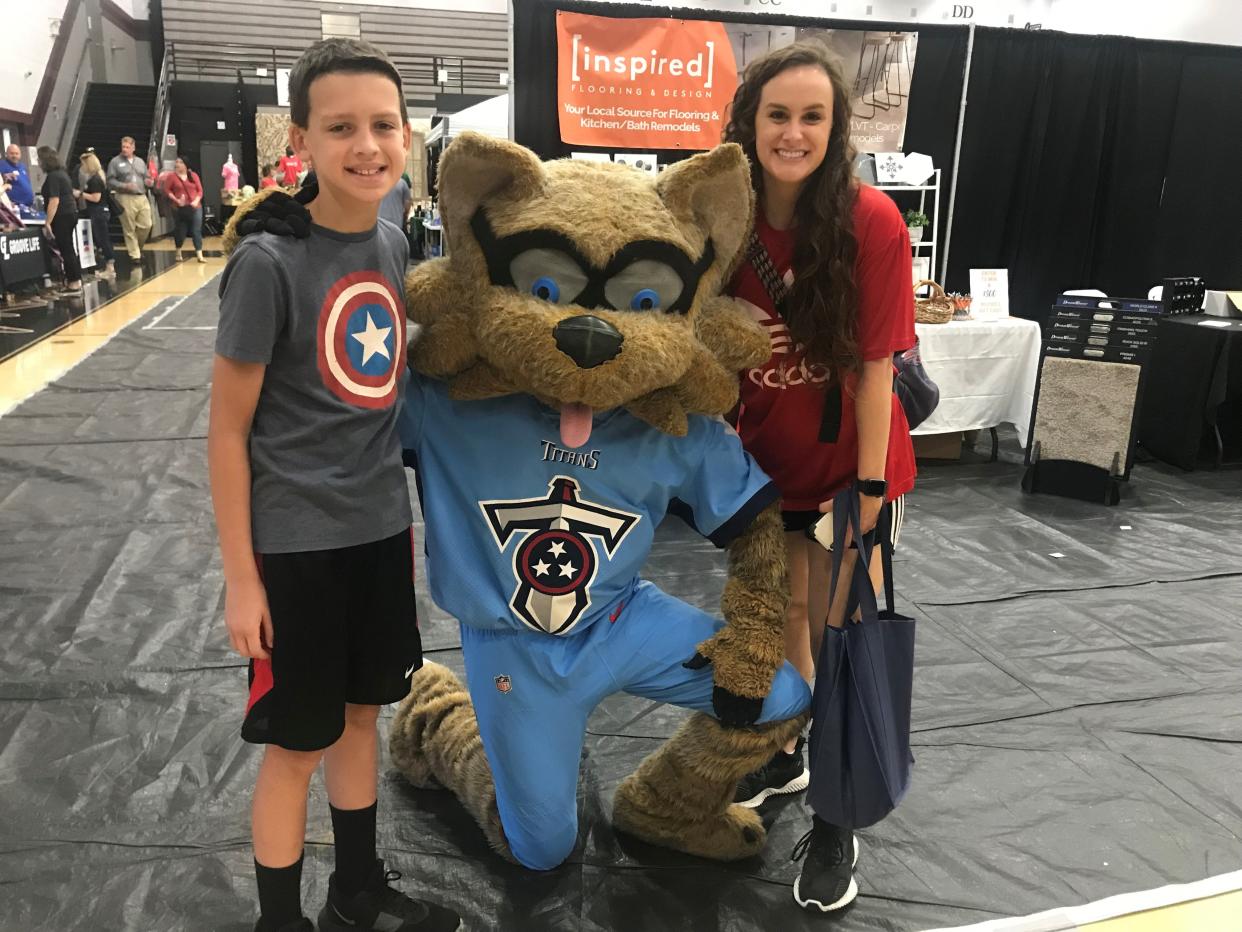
left=2, top=279, right=1240, bottom=930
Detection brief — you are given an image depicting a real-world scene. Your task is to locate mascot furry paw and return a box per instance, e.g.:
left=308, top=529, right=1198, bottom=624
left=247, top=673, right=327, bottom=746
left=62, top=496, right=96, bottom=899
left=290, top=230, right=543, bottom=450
left=227, top=133, right=810, bottom=871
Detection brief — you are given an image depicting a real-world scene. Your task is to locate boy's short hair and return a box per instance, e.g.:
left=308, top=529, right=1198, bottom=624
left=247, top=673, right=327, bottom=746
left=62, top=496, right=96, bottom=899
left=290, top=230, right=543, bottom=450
left=289, top=38, right=408, bottom=128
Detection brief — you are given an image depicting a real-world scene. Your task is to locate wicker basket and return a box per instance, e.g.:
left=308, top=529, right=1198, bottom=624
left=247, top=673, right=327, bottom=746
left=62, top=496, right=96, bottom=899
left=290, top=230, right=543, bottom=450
left=914, top=279, right=954, bottom=324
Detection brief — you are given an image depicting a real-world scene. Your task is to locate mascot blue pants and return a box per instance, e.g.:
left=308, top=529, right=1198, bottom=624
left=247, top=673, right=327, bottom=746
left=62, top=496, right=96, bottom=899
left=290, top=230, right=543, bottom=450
left=462, top=580, right=810, bottom=870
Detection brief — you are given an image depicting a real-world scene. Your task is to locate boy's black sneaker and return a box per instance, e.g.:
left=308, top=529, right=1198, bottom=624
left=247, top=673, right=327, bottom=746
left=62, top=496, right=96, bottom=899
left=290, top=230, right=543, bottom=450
left=734, top=736, right=810, bottom=808
left=317, top=859, right=461, bottom=932
left=253, top=918, right=313, bottom=932
left=791, top=817, right=860, bottom=913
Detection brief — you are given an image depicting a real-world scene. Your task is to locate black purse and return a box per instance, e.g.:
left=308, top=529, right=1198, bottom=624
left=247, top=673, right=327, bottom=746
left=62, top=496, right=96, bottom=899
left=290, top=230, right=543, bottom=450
left=892, top=342, right=939, bottom=429
left=745, top=232, right=939, bottom=435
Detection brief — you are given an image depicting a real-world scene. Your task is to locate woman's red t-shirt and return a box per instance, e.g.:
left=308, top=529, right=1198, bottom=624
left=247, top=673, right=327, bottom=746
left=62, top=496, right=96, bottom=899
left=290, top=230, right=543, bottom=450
left=730, top=184, right=917, bottom=510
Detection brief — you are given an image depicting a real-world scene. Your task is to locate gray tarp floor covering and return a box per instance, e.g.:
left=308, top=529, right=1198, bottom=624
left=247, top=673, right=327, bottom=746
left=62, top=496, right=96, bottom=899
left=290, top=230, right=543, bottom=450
left=2, top=279, right=1240, bottom=931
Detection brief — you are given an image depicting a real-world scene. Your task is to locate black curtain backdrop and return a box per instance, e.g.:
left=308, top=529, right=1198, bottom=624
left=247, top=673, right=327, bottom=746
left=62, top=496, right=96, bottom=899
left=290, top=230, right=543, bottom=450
left=1156, top=54, right=1242, bottom=288
left=894, top=26, right=969, bottom=280
left=947, top=28, right=1242, bottom=323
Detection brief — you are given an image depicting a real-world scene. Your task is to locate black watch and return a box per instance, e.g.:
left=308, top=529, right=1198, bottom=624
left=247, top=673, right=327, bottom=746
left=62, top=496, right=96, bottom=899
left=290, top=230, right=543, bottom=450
left=856, top=478, right=888, bottom=498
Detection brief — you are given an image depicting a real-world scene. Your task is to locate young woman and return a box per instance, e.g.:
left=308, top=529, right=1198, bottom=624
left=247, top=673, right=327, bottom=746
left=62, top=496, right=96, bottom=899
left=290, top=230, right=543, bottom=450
left=164, top=157, right=206, bottom=262
left=77, top=151, right=116, bottom=278
left=724, top=42, right=916, bottom=913
left=37, top=146, right=83, bottom=295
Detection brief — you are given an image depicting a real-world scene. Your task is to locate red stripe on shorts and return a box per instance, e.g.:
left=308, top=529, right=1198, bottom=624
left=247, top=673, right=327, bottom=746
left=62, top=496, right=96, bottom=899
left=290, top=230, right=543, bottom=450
left=245, top=552, right=272, bottom=713
left=247, top=658, right=273, bottom=714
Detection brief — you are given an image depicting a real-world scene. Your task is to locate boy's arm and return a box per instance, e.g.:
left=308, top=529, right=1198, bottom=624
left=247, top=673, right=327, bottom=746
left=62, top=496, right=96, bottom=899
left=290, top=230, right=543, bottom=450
left=208, top=354, right=273, bottom=659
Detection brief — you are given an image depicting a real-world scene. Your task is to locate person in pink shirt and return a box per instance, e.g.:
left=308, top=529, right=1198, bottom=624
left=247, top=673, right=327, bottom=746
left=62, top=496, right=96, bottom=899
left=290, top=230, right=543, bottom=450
left=165, top=156, right=206, bottom=262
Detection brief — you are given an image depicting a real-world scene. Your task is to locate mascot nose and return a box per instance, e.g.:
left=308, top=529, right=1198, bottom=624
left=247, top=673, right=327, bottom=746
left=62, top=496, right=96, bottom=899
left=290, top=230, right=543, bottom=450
left=553, top=315, right=624, bottom=369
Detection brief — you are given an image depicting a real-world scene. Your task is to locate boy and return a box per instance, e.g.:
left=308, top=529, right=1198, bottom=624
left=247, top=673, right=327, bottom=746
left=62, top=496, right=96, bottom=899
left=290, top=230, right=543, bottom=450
left=208, top=38, right=460, bottom=932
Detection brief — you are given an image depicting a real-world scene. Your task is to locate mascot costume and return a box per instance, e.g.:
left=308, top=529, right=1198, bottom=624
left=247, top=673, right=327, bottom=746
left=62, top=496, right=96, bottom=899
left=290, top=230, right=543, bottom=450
left=226, top=132, right=811, bottom=872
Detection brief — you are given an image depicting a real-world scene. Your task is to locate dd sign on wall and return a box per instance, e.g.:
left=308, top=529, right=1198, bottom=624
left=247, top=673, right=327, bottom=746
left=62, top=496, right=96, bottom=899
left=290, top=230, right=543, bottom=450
left=556, top=12, right=738, bottom=150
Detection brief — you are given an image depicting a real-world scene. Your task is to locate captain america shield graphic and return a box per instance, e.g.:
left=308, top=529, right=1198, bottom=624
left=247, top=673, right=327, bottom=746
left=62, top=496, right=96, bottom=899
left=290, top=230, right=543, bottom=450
left=316, top=270, right=405, bottom=409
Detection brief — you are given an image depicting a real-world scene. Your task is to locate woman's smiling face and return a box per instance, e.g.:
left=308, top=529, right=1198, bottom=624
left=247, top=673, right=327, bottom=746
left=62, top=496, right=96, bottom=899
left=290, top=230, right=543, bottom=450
left=753, top=64, right=834, bottom=192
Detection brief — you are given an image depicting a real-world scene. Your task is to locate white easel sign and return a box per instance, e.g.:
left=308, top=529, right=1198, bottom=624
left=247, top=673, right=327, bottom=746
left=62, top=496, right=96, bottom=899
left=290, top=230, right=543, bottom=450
left=969, top=268, right=1010, bottom=318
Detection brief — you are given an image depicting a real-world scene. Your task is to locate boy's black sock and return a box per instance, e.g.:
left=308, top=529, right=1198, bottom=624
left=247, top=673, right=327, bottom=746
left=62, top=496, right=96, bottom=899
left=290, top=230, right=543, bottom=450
left=254, top=853, right=304, bottom=928
left=330, top=801, right=378, bottom=897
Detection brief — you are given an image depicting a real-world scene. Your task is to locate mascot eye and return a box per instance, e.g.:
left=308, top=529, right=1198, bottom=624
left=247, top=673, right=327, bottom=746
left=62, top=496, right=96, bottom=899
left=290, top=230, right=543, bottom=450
left=604, top=260, right=685, bottom=313
left=629, top=288, right=660, bottom=310
left=531, top=276, right=560, bottom=302
left=510, top=248, right=588, bottom=305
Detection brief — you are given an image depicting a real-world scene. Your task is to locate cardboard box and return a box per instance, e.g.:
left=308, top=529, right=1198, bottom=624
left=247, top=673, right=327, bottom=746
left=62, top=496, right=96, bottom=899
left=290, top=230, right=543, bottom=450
left=914, top=432, right=963, bottom=460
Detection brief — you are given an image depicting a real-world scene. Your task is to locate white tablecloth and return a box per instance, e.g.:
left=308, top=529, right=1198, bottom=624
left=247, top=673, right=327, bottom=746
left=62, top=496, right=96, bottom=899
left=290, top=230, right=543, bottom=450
left=912, top=317, right=1042, bottom=447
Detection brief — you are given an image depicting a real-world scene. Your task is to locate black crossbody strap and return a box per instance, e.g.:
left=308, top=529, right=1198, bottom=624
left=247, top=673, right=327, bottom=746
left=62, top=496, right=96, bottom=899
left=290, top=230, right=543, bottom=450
left=746, top=231, right=790, bottom=308
left=747, top=231, right=844, bottom=443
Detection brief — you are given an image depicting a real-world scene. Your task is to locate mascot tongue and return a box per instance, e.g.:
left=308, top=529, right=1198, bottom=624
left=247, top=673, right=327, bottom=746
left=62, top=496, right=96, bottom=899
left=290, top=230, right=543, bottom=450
left=560, top=403, right=593, bottom=448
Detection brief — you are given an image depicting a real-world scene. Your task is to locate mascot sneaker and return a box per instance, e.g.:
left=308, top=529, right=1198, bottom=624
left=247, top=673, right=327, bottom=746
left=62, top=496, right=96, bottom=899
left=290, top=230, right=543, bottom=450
left=317, top=860, right=461, bottom=932
left=734, top=736, right=809, bottom=807
left=791, top=817, right=860, bottom=913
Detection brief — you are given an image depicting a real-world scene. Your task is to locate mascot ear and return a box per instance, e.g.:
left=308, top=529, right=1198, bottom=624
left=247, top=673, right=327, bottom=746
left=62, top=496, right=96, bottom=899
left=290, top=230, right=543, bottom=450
left=438, top=131, right=545, bottom=257
left=655, top=143, right=753, bottom=278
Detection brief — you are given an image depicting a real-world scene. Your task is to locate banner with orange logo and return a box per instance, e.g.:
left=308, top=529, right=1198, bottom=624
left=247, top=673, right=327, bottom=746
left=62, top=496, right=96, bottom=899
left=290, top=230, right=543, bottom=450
left=555, top=12, right=739, bottom=150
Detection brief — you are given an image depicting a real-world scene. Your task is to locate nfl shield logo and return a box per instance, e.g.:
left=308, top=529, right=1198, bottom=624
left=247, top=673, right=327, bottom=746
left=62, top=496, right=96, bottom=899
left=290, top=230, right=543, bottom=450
left=494, top=674, right=512, bottom=694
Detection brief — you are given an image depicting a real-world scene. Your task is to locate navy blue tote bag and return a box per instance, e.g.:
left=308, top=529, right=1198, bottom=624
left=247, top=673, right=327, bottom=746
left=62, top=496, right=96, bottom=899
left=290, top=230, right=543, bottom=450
left=807, top=489, right=916, bottom=829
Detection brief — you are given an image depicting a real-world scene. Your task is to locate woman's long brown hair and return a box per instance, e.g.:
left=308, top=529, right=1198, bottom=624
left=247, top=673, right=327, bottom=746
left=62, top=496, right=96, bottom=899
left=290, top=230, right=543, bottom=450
left=723, top=41, right=860, bottom=378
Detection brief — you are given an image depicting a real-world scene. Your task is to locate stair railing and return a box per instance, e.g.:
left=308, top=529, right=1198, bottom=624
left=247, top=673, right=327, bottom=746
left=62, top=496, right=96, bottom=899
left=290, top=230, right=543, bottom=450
left=147, top=45, right=173, bottom=164
left=56, top=42, right=94, bottom=159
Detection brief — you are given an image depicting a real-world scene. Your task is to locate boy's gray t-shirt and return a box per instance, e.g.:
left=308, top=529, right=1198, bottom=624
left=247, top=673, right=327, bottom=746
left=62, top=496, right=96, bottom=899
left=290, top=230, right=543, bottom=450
left=216, top=219, right=413, bottom=553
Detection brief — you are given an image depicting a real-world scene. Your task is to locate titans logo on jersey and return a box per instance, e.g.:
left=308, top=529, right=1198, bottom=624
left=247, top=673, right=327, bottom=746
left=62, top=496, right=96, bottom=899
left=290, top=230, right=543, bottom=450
left=480, top=476, right=640, bottom=635
left=316, top=270, right=405, bottom=409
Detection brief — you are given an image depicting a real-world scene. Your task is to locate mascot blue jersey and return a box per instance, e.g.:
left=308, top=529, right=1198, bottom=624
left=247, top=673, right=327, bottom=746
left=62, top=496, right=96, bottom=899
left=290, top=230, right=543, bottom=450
left=398, top=374, right=779, bottom=637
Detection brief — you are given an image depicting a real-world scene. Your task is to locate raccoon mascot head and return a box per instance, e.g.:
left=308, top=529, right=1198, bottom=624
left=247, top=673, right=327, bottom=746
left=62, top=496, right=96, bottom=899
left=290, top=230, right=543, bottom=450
left=407, top=132, right=770, bottom=443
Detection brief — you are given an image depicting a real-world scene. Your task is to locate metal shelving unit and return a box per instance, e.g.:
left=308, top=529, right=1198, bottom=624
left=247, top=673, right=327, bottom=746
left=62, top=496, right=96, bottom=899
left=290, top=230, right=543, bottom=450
left=876, top=168, right=941, bottom=282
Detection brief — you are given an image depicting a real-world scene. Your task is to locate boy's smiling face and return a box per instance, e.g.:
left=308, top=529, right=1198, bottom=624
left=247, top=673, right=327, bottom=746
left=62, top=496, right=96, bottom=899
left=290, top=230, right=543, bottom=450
left=290, top=70, right=410, bottom=213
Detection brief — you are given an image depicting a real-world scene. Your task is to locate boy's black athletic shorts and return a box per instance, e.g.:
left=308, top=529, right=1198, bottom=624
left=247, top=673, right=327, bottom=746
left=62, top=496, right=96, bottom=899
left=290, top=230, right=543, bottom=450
left=242, top=527, right=423, bottom=751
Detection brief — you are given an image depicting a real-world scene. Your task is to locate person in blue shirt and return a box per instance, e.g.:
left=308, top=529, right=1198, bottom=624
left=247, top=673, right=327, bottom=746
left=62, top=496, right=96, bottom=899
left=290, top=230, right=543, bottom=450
left=2, top=144, right=35, bottom=208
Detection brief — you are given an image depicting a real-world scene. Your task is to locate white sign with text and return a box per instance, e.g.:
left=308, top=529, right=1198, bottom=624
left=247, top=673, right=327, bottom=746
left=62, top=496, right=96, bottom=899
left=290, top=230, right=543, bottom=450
left=969, top=268, right=1010, bottom=318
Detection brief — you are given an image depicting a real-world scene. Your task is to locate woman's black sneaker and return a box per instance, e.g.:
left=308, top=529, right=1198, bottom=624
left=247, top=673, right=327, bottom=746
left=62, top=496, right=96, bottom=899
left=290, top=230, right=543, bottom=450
left=253, top=918, right=313, bottom=932
left=734, top=736, right=810, bottom=808
left=792, top=816, right=860, bottom=913
left=317, top=859, right=461, bottom=931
